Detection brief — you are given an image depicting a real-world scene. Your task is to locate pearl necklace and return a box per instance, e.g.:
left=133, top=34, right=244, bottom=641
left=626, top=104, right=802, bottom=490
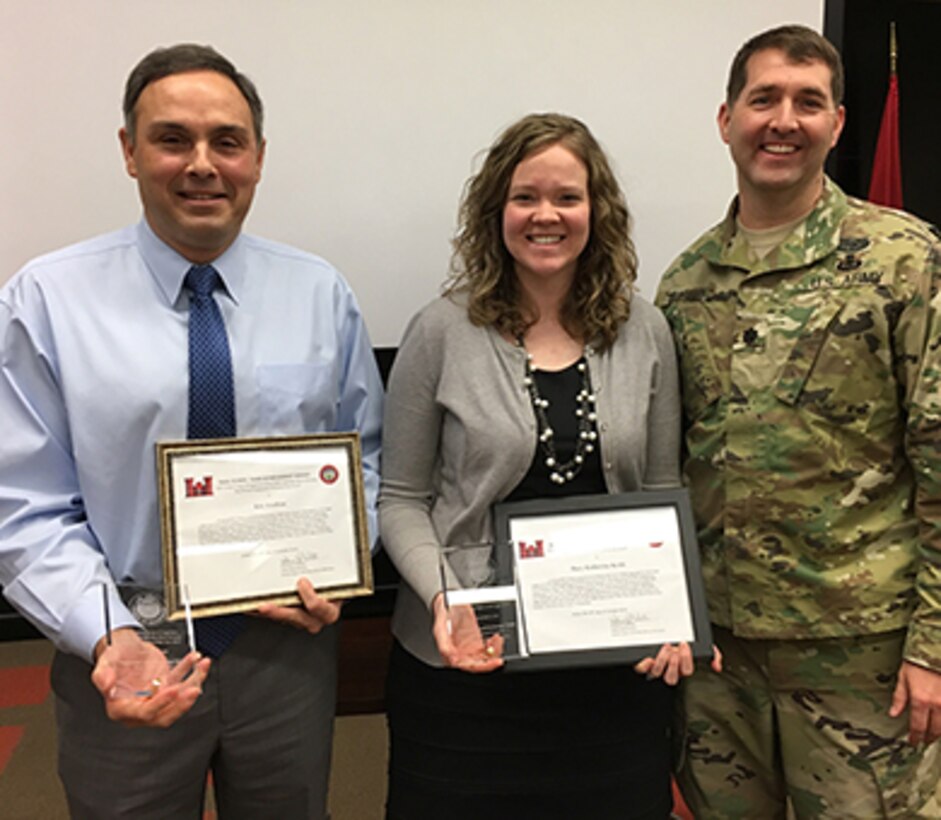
left=519, top=338, right=598, bottom=485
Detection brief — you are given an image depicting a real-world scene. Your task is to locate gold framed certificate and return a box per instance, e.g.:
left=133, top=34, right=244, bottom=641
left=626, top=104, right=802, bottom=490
left=157, top=433, right=373, bottom=620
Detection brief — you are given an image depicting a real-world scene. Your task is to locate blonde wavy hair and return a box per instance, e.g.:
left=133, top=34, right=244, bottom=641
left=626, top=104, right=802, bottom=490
left=445, top=113, right=636, bottom=351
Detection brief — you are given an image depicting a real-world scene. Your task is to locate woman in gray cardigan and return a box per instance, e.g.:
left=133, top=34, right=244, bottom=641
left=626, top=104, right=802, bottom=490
left=379, top=114, right=711, bottom=820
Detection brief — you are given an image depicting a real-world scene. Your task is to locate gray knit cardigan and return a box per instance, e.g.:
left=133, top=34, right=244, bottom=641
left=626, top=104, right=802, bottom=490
left=378, top=293, right=682, bottom=666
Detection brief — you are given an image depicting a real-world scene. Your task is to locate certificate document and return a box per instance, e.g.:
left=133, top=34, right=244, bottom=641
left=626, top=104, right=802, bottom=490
left=157, top=434, right=372, bottom=619
left=511, top=506, right=694, bottom=653
left=492, top=489, right=712, bottom=670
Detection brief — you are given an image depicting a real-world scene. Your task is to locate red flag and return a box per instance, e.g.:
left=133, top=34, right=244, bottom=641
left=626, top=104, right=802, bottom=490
left=868, top=55, right=903, bottom=208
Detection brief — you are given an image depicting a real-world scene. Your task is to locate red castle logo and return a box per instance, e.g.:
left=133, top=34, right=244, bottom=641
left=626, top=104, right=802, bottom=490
left=184, top=476, right=214, bottom=498
left=518, top=539, right=545, bottom=559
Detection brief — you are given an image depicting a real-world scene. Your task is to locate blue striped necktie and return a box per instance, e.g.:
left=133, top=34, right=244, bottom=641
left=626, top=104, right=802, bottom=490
left=185, top=264, right=244, bottom=657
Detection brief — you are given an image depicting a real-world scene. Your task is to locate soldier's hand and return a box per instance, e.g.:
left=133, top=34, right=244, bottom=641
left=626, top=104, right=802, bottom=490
left=889, top=660, right=941, bottom=745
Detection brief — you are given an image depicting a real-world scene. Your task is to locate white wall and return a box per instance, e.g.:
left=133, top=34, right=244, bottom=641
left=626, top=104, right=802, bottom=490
left=0, top=0, right=823, bottom=344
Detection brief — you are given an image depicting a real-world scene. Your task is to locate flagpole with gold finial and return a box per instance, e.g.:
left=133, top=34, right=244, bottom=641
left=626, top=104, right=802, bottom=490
left=890, top=21, right=897, bottom=76
left=868, top=21, right=903, bottom=208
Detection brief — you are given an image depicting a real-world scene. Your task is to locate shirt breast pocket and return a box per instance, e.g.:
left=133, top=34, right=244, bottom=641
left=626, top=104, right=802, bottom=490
left=772, top=294, right=897, bottom=431
left=256, top=362, right=337, bottom=433
left=671, top=302, right=729, bottom=420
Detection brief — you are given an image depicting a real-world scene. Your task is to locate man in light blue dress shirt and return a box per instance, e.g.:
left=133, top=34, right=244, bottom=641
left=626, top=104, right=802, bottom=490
left=0, top=44, right=382, bottom=818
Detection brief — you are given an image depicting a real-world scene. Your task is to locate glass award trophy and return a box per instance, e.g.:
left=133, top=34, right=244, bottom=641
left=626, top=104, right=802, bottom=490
left=102, top=582, right=200, bottom=700
left=438, top=544, right=521, bottom=663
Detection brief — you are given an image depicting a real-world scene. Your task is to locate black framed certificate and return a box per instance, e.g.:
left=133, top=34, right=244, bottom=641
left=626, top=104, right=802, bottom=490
left=156, top=433, right=373, bottom=620
left=482, top=488, right=712, bottom=671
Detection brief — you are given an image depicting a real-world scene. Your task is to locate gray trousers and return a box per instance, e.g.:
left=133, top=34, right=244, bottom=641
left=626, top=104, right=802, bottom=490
left=52, top=618, right=338, bottom=820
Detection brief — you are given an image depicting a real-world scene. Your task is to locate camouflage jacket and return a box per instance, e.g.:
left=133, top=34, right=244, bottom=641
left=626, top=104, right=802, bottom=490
left=656, top=179, right=941, bottom=669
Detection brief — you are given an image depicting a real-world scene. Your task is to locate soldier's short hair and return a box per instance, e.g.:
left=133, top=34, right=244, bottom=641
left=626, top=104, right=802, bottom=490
left=726, top=24, right=844, bottom=107
left=123, top=44, right=264, bottom=144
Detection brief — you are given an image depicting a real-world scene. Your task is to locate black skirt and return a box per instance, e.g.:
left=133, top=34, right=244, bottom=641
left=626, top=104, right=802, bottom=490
left=385, top=640, right=675, bottom=820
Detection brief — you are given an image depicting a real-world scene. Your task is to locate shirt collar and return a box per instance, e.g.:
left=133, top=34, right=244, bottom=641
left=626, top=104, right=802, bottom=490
left=708, top=176, right=849, bottom=274
left=135, top=219, right=246, bottom=307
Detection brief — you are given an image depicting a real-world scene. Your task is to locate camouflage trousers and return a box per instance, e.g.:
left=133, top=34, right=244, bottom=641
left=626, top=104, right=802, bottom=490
left=674, top=627, right=941, bottom=819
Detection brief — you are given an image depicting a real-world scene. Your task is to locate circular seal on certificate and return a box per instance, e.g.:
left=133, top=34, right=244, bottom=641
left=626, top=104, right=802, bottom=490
left=127, top=590, right=167, bottom=627
left=320, top=465, right=340, bottom=484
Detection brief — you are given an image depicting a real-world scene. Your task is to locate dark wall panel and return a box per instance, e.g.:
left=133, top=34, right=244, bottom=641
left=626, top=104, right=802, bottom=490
left=827, top=0, right=941, bottom=226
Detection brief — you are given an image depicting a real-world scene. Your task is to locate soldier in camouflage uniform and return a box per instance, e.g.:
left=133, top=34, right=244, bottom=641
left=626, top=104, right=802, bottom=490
left=656, top=24, right=941, bottom=818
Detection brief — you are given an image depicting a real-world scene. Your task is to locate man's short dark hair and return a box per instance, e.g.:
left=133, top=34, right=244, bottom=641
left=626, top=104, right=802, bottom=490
left=123, top=44, right=264, bottom=143
left=726, top=24, right=844, bottom=107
